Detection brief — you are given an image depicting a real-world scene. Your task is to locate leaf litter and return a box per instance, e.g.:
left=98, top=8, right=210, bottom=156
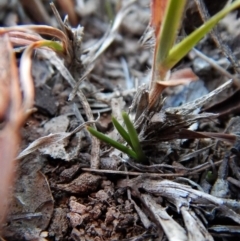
left=1, top=0, right=240, bottom=240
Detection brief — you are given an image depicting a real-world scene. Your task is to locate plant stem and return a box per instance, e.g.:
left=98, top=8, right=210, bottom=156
left=164, top=0, right=240, bottom=69
left=156, top=0, right=186, bottom=67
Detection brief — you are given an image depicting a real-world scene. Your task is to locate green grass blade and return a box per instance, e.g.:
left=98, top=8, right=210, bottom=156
left=164, top=0, right=240, bottom=69
left=37, top=40, right=64, bottom=53
left=87, top=126, right=138, bottom=160
left=122, top=112, right=146, bottom=163
left=112, top=116, right=133, bottom=148
left=156, top=0, right=186, bottom=65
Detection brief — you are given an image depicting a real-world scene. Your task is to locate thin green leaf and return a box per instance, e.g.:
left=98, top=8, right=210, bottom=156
left=37, top=40, right=64, bottom=53
left=112, top=116, right=133, bottom=148
left=156, top=0, right=186, bottom=65
left=87, top=126, right=138, bottom=160
left=122, top=112, right=147, bottom=163
left=164, top=0, right=240, bottom=69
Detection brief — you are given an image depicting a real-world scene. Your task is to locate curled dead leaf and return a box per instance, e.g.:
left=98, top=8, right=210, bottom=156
left=0, top=33, right=35, bottom=224
left=156, top=68, right=198, bottom=87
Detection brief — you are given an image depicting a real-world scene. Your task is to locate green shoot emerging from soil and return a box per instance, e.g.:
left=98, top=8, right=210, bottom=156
left=87, top=112, right=147, bottom=164
left=149, top=0, right=240, bottom=107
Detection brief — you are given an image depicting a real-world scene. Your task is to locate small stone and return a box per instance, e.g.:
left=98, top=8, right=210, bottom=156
left=95, top=190, right=109, bottom=201
left=69, top=199, right=87, bottom=214
left=67, top=212, right=83, bottom=228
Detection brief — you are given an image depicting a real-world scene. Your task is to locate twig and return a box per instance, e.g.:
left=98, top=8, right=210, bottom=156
left=192, top=48, right=240, bottom=87
left=194, top=0, right=240, bottom=74
left=82, top=159, right=223, bottom=177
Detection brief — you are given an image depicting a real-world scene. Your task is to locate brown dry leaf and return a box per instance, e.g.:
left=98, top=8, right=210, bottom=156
left=17, top=120, right=95, bottom=160
left=0, top=127, right=20, bottom=224
left=148, top=0, right=169, bottom=108
left=0, top=35, right=11, bottom=119
left=150, top=0, right=168, bottom=37
left=0, top=31, right=35, bottom=225
left=3, top=155, right=54, bottom=240
left=156, top=68, right=198, bottom=87
left=8, top=31, right=43, bottom=46
left=0, top=35, right=22, bottom=224
left=0, top=25, right=70, bottom=58
left=17, top=132, right=73, bottom=160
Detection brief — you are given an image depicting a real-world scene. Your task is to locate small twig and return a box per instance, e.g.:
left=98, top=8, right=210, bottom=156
left=77, top=90, right=100, bottom=169
left=194, top=0, right=240, bottom=74
left=82, top=159, right=223, bottom=177
left=227, top=176, right=240, bottom=188
left=127, top=156, right=218, bottom=172
left=192, top=48, right=240, bottom=87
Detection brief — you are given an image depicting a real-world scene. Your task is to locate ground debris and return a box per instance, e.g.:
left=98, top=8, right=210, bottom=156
left=118, top=176, right=240, bottom=240
left=2, top=0, right=240, bottom=240
left=3, top=155, right=54, bottom=240
left=49, top=208, right=68, bottom=241
left=55, top=172, right=102, bottom=194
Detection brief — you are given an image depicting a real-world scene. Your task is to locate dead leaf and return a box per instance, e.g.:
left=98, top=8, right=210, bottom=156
left=156, top=68, right=198, bottom=86
left=181, top=206, right=214, bottom=241
left=150, top=0, right=168, bottom=37
left=3, top=155, right=54, bottom=240
left=0, top=33, right=34, bottom=224
left=0, top=35, right=11, bottom=119
left=141, top=194, right=187, bottom=241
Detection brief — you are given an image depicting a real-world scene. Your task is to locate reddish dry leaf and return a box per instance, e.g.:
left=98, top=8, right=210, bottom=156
left=150, top=0, right=168, bottom=37
left=8, top=31, right=42, bottom=46
left=0, top=35, right=11, bottom=120
left=156, top=68, right=198, bottom=86
left=0, top=33, right=35, bottom=225
left=0, top=25, right=69, bottom=57
left=0, top=127, right=20, bottom=224
left=0, top=34, right=22, bottom=224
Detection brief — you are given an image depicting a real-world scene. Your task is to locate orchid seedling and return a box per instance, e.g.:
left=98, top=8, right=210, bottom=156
left=87, top=112, right=147, bottom=164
